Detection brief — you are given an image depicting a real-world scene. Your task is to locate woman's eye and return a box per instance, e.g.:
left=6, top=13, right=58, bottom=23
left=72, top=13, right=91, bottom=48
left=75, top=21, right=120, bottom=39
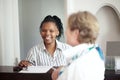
left=50, top=30, right=54, bottom=33
left=41, top=30, right=46, bottom=32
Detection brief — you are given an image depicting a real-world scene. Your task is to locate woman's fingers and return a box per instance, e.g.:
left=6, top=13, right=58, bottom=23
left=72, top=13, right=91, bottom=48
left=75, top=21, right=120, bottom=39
left=19, top=60, right=32, bottom=67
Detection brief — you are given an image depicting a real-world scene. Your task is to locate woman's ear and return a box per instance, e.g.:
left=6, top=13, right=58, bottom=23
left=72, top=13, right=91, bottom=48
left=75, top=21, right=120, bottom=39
left=69, top=29, right=80, bottom=46
left=56, top=30, right=59, bottom=36
left=73, top=29, right=79, bottom=37
left=72, top=29, right=79, bottom=41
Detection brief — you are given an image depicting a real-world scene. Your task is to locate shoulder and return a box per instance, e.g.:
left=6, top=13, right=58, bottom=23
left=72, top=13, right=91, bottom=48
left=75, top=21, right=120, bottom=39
left=28, top=42, right=44, bottom=53
left=56, top=40, right=72, bottom=50
left=62, top=43, right=90, bottom=58
left=29, top=44, right=39, bottom=50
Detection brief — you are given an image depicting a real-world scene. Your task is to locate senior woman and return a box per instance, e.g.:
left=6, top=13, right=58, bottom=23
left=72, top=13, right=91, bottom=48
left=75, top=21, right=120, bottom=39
left=52, top=11, right=105, bottom=80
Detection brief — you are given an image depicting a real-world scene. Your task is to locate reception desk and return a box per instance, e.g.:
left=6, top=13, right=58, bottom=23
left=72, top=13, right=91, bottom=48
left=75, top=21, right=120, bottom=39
left=0, top=66, right=52, bottom=80
left=0, top=66, right=120, bottom=80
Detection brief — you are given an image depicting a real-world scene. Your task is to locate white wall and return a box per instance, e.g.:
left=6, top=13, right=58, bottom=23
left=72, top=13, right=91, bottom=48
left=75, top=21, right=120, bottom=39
left=0, top=0, right=20, bottom=66
left=96, top=6, right=120, bottom=55
left=66, top=0, right=120, bottom=15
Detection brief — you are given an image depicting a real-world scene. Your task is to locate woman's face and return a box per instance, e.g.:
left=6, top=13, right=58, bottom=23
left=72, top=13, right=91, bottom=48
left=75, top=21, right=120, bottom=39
left=40, top=22, right=59, bottom=45
left=65, top=27, right=80, bottom=46
left=65, top=27, right=74, bottom=46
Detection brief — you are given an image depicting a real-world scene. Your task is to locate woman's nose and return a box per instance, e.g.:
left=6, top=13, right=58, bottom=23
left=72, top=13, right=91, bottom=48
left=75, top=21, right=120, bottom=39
left=46, top=31, right=50, bottom=35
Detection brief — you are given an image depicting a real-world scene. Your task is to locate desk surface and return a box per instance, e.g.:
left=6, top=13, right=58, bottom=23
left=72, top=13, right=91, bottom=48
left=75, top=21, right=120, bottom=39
left=1, top=66, right=120, bottom=80
left=0, top=66, right=52, bottom=80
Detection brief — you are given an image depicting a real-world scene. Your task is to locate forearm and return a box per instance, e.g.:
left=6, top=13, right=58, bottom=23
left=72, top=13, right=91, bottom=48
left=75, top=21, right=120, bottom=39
left=51, top=66, right=63, bottom=80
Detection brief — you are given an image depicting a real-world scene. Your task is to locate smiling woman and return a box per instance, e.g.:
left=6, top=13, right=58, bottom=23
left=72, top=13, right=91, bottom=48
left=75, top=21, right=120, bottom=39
left=18, top=15, right=71, bottom=67
left=18, top=0, right=66, bottom=60
left=0, top=0, right=66, bottom=66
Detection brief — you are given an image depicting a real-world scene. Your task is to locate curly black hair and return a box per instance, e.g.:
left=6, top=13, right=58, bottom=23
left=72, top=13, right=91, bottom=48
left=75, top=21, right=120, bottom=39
left=39, top=15, right=64, bottom=40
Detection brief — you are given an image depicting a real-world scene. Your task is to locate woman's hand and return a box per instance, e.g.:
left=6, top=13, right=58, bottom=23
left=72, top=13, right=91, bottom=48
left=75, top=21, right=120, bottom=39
left=51, top=69, right=59, bottom=80
left=18, top=60, right=32, bottom=67
left=51, top=67, right=62, bottom=80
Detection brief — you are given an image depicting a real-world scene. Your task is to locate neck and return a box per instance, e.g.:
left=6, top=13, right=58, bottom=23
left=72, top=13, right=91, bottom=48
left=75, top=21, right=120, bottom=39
left=45, top=42, right=56, bottom=56
left=72, top=41, right=80, bottom=47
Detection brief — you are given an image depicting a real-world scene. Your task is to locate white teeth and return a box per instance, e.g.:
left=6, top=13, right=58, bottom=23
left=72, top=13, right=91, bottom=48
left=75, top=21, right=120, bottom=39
left=45, top=36, right=51, bottom=40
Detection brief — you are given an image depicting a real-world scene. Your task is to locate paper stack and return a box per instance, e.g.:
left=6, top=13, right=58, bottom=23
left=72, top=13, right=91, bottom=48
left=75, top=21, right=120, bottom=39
left=19, top=66, right=52, bottom=73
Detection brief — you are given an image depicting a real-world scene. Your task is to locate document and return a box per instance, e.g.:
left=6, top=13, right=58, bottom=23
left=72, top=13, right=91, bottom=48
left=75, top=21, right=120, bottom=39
left=19, top=66, right=52, bottom=73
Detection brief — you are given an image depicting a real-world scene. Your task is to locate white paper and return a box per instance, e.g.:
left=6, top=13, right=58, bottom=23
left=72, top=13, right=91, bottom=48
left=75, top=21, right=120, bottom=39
left=19, top=66, right=52, bottom=73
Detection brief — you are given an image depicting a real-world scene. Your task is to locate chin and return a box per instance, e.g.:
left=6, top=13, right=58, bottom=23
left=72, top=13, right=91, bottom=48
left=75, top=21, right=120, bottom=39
left=67, top=42, right=72, bottom=46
